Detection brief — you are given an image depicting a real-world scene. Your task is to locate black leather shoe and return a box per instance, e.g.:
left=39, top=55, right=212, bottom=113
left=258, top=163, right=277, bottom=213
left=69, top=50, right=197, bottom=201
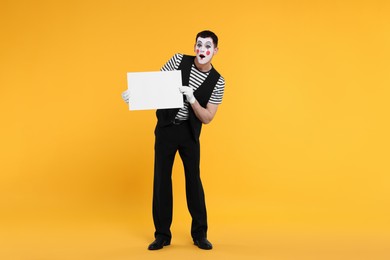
left=194, top=238, right=213, bottom=250
left=148, top=238, right=170, bottom=250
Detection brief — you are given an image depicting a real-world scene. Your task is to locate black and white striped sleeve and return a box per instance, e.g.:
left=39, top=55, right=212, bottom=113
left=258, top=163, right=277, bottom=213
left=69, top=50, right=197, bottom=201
left=209, top=76, right=225, bottom=104
left=160, top=53, right=183, bottom=71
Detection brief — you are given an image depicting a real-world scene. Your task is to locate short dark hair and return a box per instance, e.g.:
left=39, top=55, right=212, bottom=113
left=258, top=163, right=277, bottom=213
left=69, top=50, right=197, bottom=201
left=196, top=30, right=218, bottom=47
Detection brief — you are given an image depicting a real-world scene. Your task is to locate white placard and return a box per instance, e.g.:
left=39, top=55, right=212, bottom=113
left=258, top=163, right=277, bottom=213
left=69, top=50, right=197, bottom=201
left=127, top=70, right=183, bottom=110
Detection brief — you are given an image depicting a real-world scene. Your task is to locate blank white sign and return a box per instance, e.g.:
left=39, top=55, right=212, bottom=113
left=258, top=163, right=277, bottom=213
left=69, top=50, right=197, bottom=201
left=127, top=70, right=184, bottom=110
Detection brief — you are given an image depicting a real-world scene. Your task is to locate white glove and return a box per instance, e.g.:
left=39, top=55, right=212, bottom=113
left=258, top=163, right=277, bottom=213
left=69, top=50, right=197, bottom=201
left=179, top=86, right=196, bottom=104
left=121, top=90, right=130, bottom=104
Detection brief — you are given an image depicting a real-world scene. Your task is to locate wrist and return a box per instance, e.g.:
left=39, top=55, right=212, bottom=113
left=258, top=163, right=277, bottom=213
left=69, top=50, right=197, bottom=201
left=188, top=95, right=196, bottom=104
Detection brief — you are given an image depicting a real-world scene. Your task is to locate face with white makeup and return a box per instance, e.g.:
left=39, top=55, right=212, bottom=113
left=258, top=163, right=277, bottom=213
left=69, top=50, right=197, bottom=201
left=194, top=37, right=218, bottom=68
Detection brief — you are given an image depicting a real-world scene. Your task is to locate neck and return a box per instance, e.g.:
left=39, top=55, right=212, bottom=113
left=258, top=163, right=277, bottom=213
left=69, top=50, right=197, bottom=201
left=194, top=58, right=212, bottom=72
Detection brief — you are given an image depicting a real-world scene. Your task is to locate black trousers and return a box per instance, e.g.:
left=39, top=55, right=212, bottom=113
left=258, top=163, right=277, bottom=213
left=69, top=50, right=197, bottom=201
left=153, top=121, right=207, bottom=241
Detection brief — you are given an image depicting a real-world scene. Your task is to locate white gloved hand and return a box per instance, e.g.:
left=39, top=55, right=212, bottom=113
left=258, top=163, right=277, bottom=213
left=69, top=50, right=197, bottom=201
left=121, top=90, right=130, bottom=104
left=179, top=86, right=196, bottom=104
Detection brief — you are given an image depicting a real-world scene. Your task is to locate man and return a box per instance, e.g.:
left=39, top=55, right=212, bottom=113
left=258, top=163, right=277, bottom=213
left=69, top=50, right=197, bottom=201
left=122, top=30, right=225, bottom=250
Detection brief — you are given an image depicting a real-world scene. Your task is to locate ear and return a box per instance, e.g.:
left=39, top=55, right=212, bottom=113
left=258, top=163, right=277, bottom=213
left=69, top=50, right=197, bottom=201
left=194, top=44, right=197, bottom=54
left=213, top=47, right=219, bottom=55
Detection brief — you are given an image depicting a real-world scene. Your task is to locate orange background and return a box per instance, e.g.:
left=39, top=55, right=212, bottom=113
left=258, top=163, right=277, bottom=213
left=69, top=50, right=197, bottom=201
left=1, top=0, right=389, bottom=259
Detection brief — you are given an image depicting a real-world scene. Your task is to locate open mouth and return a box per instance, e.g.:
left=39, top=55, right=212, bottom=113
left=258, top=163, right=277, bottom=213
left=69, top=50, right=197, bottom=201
left=199, top=54, right=205, bottom=59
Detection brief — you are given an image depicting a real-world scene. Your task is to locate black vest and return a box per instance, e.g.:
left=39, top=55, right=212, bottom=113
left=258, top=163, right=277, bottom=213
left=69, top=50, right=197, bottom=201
left=156, top=55, right=221, bottom=140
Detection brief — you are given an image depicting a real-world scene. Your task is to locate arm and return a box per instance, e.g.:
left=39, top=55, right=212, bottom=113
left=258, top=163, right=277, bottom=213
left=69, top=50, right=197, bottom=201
left=179, top=86, right=219, bottom=124
left=191, top=101, right=219, bottom=124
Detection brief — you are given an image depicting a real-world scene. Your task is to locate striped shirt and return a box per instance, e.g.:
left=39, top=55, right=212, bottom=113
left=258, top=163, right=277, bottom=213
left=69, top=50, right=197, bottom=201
left=161, top=53, right=225, bottom=120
